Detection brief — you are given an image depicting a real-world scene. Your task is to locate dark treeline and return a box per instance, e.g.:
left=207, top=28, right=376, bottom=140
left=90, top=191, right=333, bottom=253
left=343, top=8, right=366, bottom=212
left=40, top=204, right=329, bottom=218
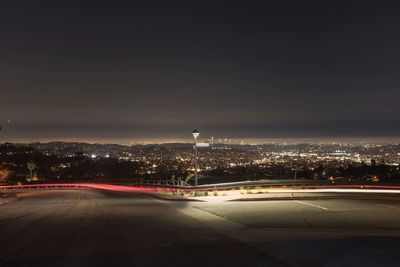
left=0, top=144, right=146, bottom=183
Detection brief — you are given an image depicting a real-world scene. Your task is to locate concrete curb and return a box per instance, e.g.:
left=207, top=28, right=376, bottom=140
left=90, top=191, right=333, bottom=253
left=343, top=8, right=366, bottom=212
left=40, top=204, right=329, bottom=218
left=145, top=192, right=204, bottom=202
left=228, top=195, right=400, bottom=202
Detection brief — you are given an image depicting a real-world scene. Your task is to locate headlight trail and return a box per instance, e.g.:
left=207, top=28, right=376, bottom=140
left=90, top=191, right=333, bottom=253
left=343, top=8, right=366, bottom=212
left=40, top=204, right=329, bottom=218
left=2, top=183, right=400, bottom=195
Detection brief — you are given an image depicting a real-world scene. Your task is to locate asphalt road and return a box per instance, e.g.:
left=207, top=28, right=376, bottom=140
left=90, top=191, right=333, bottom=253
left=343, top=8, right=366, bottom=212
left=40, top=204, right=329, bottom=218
left=1, top=190, right=400, bottom=267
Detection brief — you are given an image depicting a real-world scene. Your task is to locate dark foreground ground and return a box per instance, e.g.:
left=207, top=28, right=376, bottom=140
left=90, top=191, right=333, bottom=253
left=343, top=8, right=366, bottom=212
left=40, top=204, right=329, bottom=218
left=1, top=189, right=400, bottom=267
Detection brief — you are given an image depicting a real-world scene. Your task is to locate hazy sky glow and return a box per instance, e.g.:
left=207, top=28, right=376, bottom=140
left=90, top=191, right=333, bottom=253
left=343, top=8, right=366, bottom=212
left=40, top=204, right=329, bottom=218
left=1, top=1, right=400, bottom=143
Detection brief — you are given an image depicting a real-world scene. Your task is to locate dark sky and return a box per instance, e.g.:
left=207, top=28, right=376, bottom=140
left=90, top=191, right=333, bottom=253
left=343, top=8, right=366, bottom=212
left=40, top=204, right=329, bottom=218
left=1, top=1, right=400, bottom=143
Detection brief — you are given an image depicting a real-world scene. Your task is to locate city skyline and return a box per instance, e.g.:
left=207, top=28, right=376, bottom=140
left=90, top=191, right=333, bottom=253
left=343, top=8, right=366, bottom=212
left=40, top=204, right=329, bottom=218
left=2, top=136, right=400, bottom=146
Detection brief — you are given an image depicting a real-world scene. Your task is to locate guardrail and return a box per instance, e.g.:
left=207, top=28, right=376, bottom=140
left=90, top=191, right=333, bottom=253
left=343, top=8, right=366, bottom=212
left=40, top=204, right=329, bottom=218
left=0, top=183, right=175, bottom=193
left=129, top=179, right=330, bottom=190
left=131, top=179, right=189, bottom=187
left=0, top=184, right=91, bottom=191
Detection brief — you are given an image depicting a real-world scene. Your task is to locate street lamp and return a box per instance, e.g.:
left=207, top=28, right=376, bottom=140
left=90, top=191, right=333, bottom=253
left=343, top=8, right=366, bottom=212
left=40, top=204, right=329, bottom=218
left=292, top=146, right=301, bottom=197
left=192, top=129, right=199, bottom=186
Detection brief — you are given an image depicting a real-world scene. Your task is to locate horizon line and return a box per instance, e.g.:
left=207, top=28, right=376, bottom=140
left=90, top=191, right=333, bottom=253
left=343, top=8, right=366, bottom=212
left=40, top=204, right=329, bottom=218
left=1, top=136, right=400, bottom=145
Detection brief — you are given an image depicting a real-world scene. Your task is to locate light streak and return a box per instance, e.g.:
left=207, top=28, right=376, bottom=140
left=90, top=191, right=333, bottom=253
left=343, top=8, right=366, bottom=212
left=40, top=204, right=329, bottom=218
left=0, top=183, right=177, bottom=193
left=2, top=183, right=400, bottom=195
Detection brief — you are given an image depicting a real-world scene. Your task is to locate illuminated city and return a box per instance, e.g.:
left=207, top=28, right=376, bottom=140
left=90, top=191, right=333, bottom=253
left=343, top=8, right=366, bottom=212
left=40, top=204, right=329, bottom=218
left=1, top=140, right=400, bottom=185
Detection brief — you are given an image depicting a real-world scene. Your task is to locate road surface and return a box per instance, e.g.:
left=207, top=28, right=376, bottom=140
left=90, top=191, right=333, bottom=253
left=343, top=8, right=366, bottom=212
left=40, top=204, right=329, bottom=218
left=1, top=189, right=400, bottom=267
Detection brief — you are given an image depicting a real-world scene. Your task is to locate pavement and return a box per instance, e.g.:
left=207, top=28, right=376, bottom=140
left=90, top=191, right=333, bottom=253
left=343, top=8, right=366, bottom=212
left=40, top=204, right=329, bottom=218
left=0, top=192, right=17, bottom=206
left=1, top=189, right=400, bottom=267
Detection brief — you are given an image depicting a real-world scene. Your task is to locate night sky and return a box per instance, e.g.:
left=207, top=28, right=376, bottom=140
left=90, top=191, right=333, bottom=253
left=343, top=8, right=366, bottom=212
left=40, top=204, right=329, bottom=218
left=1, top=1, right=400, bottom=143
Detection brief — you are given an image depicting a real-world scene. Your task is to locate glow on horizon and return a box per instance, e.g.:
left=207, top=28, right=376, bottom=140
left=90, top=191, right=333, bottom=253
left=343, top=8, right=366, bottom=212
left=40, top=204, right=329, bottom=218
left=1, top=136, right=400, bottom=145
